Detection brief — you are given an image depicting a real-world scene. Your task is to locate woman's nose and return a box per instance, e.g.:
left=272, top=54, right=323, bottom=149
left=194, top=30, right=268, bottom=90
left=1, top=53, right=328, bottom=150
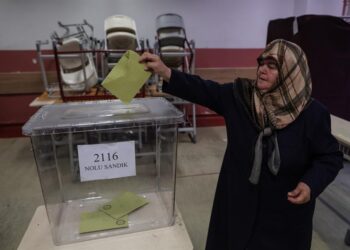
left=258, top=64, right=268, bottom=73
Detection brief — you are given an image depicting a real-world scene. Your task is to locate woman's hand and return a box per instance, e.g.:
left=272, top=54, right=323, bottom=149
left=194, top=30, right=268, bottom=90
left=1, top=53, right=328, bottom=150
left=139, top=52, right=171, bottom=81
left=287, top=182, right=311, bottom=204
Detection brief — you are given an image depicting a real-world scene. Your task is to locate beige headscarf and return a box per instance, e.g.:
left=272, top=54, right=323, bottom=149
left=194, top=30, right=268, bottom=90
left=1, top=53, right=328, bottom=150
left=253, top=39, right=312, bottom=129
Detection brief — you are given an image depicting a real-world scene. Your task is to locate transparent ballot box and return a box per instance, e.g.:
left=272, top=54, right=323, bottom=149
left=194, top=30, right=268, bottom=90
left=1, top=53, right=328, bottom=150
left=22, top=97, right=183, bottom=245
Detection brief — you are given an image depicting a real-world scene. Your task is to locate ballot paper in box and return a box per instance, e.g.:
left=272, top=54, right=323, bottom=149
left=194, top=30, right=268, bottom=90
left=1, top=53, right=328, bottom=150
left=22, top=98, right=184, bottom=245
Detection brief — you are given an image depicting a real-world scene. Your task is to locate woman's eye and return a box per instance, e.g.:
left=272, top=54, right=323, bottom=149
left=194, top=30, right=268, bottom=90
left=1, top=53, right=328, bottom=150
left=267, top=63, right=278, bottom=69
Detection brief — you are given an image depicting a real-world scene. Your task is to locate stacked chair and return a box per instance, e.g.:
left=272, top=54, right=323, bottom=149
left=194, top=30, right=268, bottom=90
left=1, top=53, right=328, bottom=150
left=153, top=13, right=197, bottom=143
left=51, top=20, right=98, bottom=93
left=103, top=14, right=140, bottom=72
left=155, top=13, right=191, bottom=69
left=102, top=15, right=150, bottom=97
left=104, top=15, right=138, bottom=51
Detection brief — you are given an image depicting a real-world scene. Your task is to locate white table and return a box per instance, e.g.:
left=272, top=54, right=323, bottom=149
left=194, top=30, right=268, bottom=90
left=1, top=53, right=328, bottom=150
left=18, top=205, right=193, bottom=250
left=331, top=115, right=350, bottom=160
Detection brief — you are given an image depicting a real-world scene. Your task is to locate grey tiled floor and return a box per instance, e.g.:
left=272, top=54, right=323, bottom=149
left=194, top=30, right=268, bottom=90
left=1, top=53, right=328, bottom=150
left=0, top=127, right=349, bottom=250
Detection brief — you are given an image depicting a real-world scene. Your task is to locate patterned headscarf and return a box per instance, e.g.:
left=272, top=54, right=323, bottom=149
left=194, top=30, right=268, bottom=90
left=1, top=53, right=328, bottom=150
left=253, top=39, right=312, bottom=129
left=233, top=39, right=312, bottom=184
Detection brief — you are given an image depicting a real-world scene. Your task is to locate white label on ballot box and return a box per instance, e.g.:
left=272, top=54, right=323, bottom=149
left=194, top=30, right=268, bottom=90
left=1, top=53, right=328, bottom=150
left=78, top=141, right=136, bottom=182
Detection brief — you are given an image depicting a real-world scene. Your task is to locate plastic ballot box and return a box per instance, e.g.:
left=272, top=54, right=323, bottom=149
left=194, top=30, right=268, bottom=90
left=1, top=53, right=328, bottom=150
left=22, top=97, right=184, bottom=245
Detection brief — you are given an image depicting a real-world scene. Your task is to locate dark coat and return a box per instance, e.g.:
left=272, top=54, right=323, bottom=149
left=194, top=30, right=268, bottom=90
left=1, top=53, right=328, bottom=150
left=163, top=70, right=343, bottom=250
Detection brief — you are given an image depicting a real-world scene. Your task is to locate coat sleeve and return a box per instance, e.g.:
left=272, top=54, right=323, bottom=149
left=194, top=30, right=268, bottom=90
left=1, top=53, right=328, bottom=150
left=162, top=69, right=226, bottom=115
left=301, top=107, right=343, bottom=199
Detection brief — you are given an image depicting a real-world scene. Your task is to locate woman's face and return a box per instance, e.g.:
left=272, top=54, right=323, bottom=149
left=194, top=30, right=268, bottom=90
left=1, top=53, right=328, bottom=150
left=256, top=58, right=279, bottom=92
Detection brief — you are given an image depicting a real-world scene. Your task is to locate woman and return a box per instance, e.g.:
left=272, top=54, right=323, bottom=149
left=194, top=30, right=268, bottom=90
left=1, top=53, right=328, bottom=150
left=139, top=39, right=343, bottom=250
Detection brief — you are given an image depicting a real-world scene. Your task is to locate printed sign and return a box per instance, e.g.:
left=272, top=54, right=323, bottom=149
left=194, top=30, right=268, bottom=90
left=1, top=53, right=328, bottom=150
left=78, top=141, right=136, bottom=182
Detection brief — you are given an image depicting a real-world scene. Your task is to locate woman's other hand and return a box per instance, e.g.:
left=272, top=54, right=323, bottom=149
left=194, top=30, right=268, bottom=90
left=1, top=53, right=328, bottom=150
left=139, top=52, right=171, bottom=81
left=287, top=182, right=311, bottom=204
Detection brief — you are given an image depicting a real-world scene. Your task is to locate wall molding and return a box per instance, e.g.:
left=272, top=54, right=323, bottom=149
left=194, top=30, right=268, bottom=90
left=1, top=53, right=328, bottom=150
left=0, top=48, right=263, bottom=72
left=0, top=72, right=55, bottom=94
left=195, top=67, right=256, bottom=83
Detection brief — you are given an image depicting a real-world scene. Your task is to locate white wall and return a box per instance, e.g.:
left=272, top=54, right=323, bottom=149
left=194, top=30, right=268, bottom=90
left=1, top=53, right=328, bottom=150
left=306, top=0, right=343, bottom=15
left=294, top=0, right=308, bottom=16
left=0, top=0, right=343, bottom=50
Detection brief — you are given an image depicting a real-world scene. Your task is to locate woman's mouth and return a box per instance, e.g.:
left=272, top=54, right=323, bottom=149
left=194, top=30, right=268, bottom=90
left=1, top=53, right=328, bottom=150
left=259, top=76, right=267, bottom=81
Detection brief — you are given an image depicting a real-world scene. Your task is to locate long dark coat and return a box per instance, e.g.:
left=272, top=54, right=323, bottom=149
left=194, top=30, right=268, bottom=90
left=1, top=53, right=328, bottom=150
left=163, top=70, right=343, bottom=250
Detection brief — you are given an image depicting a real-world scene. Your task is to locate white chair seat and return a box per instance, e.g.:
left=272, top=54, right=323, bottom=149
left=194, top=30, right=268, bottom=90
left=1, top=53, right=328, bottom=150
left=58, top=37, right=87, bottom=70
left=161, top=46, right=185, bottom=52
left=104, top=15, right=136, bottom=33
left=160, top=46, right=185, bottom=68
left=106, top=32, right=137, bottom=50
left=158, top=28, right=185, bottom=47
left=60, top=54, right=97, bottom=91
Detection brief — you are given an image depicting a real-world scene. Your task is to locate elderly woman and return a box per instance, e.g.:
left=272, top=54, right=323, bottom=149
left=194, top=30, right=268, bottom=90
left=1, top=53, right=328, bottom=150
left=140, top=39, right=343, bottom=250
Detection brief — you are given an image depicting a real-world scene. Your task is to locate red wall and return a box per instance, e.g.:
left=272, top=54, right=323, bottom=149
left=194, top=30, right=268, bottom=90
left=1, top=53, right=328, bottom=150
left=0, top=94, right=39, bottom=137
left=196, top=48, right=262, bottom=68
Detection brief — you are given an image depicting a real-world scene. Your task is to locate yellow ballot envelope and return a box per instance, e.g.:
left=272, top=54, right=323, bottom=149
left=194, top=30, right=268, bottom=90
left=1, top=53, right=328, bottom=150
left=79, top=212, right=128, bottom=233
left=79, top=192, right=148, bottom=233
left=102, top=50, right=151, bottom=103
left=99, top=192, right=149, bottom=220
